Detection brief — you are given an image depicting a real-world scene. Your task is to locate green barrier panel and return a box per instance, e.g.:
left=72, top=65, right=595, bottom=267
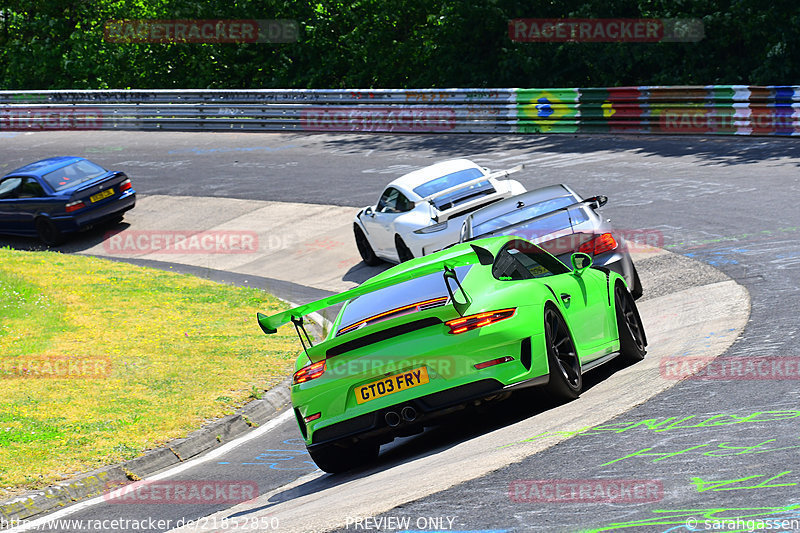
left=516, top=89, right=580, bottom=133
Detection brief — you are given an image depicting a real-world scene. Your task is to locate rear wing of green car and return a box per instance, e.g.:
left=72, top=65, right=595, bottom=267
left=256, top=243, right=495, bottom=335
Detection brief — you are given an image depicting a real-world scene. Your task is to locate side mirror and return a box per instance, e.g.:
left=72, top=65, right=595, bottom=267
left=364, top=206, right=375, bottom=217
left=571, top=252, right=593, bottom=276
left=588, top=195, right=608, bottom=209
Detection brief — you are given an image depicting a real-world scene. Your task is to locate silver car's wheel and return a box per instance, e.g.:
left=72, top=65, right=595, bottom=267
left=630, top=263, right=643, bottom=300
left=615, top=283, right=647, bottom=363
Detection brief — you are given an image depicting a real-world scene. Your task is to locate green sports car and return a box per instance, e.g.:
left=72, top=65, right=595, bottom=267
left=257, top=236, right=647, bottom=473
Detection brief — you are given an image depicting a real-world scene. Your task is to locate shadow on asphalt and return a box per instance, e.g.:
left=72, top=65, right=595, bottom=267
left=341, top=260, right=392, bottom=284
left=310, top=132, right=800, bottom=167
left=232, top=357, right=633, bottom=516
left=0, top=219, right=128, bottom=253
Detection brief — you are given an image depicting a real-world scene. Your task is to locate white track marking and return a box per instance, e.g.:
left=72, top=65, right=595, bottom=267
left=6, top=410, right=294, bottom=532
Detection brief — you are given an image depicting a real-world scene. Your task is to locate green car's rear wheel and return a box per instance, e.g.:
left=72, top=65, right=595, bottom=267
left=615, top=284, right=647, bottom=363
left=543, top=305, right=582, bottom=400
left=307, top=440, right=380, bottom=474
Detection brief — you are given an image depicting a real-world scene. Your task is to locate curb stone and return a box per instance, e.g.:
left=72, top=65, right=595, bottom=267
left=0, top=378, right=292, bottom=527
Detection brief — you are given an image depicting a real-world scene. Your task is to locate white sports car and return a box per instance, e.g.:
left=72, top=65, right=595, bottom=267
left=353, top=159, right=526, bottom=264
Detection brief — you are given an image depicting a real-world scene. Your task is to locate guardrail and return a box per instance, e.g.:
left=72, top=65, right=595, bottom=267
left=1, top=86, right=798, bottom=135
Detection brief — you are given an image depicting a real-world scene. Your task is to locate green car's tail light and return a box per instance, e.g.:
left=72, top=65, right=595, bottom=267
left=304, top=412, right=322, bottom=422
left=578, top=232, right=618, bottom=256
left=293, top=360, right=326, bottom=385
left=446, top=308, right=516, bottom=334
left=474, top=355, right=515, bottom=370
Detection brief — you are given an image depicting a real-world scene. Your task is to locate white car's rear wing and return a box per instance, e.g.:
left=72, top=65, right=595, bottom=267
left=420, top=164, right=524, bottom=204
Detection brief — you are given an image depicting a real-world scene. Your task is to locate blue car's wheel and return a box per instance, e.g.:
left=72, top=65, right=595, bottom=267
left=543, top=305, right=582, bottom=400
left=35, top=217, right=64, bottom=246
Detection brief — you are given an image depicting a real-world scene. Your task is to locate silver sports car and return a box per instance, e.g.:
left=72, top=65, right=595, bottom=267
left=459, top=184, right=643, bottom=299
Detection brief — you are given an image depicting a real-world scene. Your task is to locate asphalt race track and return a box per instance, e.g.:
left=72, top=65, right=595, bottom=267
left=2, top=130, right=800, bottom=533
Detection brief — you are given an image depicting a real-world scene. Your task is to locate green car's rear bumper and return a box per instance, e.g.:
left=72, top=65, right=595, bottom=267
left=292, top=305, right=548, bottom=447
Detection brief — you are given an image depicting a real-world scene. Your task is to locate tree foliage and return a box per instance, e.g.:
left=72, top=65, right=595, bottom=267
left=1, top=0, right=798, bottom=89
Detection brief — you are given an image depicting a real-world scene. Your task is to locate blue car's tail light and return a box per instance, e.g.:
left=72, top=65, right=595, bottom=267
left=65, top=200, right=86, bottom=213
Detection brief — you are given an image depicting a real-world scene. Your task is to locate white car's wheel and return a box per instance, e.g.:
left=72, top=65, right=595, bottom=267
left=354, top=225, right=381, bottom=266
left=395, top=235, right=414, bottom=262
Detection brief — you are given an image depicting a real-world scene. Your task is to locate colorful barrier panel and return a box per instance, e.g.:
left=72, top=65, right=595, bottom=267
left=0, top=86, right=798, bottom=135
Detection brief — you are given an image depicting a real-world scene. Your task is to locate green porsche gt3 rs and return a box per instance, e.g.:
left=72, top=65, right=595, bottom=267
left=257, top=235, right=647, bottom=473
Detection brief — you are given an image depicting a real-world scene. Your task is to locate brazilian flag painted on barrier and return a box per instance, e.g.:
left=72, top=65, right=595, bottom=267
left=516, top=88, right=579, bottom=133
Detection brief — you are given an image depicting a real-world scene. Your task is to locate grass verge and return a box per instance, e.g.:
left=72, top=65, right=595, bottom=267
left=0, top=247, right=297, bottom=493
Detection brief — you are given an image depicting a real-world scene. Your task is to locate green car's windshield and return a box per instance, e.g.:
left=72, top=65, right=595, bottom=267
left=42, top=160, right=107, bottom=192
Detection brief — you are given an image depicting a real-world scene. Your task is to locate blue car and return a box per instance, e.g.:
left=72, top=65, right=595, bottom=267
left=0, top=157, right=136, bottom=245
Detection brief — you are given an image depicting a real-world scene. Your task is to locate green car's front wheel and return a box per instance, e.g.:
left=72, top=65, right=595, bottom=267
left=308, top=440, right=380, bottom=474
left=543, top=305, right=582, bottom=401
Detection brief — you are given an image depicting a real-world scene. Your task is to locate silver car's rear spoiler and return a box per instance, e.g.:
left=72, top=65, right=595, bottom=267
left=466, top=196, right=607, bottom=242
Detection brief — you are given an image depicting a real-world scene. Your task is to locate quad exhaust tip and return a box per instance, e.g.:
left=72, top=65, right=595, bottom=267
left=401, top=406, right=417, bottom=422
left=385, top=411, right=401, bottom=427
left=385, top=406, right=417, bottom=427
